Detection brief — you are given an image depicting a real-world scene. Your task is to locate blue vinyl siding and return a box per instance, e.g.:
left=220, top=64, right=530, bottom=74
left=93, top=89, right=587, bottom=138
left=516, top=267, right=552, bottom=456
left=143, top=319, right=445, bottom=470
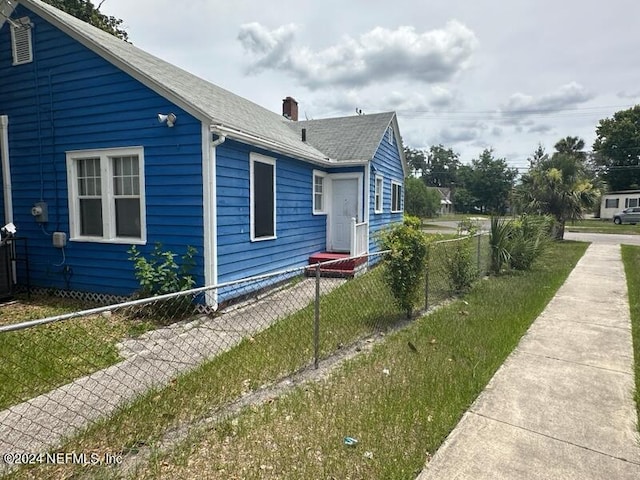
left=216, top=139, right=327, bottom=283
left=369, top=128, right=404, bottom=252
left=0, top=6, right=205, bottom=296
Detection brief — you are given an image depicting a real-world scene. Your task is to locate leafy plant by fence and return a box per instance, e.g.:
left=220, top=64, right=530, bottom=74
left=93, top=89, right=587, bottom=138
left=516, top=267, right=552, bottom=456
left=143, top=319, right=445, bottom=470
left=0, top=235, right=489, bottom=478
left=489, top=215, right=554, bottom=274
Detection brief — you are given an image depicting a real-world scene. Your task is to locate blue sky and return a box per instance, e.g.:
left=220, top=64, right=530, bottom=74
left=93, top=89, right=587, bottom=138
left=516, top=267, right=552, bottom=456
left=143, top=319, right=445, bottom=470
left=101, top=0, right=640, bottom=171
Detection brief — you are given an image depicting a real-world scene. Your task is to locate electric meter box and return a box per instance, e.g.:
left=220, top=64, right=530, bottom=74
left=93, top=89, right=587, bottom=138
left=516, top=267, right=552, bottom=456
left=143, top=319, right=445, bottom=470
left=52, top=232, right=67, bottom=248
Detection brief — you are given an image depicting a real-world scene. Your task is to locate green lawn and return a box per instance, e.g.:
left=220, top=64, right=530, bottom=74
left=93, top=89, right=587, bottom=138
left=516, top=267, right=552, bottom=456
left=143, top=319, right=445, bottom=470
left=566, top=219, right=640, bottom=235
left=0, top=296, right=154, bottom=410
left=7, top=238, right=581, bottom=479
left=110, top=240, right=584, bottom=480
left=621, top=245, right=640, bottom=426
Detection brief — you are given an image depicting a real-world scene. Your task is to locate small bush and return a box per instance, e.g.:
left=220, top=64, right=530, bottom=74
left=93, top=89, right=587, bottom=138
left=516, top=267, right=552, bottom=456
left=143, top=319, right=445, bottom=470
left=443, top=237, right=478, bottom=292
left=489, top=217, right=513, bottom=274
left=489, top=215, right=554, bottom=274
left=403, top=214, right=423, bottom=230
left=509, top=215, right=553, bottom=271
left=128, top=243, right=198, bottom=322
left=457, top=217, right=481, bottom=236
left=379, top=220, right=428, bottom=318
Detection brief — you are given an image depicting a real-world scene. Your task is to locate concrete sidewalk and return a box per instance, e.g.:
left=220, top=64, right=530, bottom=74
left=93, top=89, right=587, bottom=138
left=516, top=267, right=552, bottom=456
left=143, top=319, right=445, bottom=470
left=417, top=243, right=640, bottom=479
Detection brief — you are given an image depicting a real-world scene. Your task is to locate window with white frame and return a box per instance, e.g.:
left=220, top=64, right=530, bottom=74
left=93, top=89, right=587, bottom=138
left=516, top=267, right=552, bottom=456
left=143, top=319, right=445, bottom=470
left=625, top=198, right=639, bottom=208
left=374, top=175, right=383, bottom=213
left=312, top=170, right=326, bottom=214
left=67, top=147, right=145, bottom=243
left=605, top=198, right=619, bottom=209
left=250, top=153, right=276, bottom=240
left=391, top=181, right=402, bottom=213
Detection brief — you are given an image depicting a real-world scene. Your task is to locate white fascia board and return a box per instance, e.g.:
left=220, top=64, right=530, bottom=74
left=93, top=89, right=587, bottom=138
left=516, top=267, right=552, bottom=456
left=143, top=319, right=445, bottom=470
left=210, top=124, right=367, bottom=168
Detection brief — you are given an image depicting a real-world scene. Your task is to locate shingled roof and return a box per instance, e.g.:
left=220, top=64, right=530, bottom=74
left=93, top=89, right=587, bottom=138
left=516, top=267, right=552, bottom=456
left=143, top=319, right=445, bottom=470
left=12, top=0, right=402, bottom=166
left=287, top=112, right=397, bottom=162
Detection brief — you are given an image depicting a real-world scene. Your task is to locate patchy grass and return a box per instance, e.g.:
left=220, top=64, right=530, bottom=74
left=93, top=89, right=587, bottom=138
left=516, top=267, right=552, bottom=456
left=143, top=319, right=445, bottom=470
left=0, top=295, right=95, bottom=326
left=431, top=213, right=490, bottom=222
left=566, top=219, right=640, bottom=235
left=133, top=241, right=585, bottom=479
left=126, top=241, right=587, bottom=479
left=10, top=266, right=406, bottom=479
left=0, top=295, right=155, bottom=410
left=621, top=245, right=640, bottom=426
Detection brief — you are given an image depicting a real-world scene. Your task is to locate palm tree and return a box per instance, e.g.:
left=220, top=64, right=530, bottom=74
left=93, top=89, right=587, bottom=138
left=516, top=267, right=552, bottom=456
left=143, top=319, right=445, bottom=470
left=517, top=152, right=598, bottom=239
left=554, top=136, right=586, bottom=161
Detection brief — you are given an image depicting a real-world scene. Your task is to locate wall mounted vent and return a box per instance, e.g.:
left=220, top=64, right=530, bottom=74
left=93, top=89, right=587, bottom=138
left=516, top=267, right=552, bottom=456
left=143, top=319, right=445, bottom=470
left=11, top=17, right=33, bottom=66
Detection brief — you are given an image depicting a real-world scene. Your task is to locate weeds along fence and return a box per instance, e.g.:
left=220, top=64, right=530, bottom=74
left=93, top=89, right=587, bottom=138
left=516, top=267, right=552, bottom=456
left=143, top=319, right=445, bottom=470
left=0, top=234, right=489, bottom=471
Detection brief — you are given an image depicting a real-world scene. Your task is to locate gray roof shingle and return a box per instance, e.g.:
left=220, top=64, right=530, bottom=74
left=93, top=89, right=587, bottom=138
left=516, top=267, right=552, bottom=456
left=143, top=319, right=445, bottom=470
left=288, top=112, right=396, bottom=162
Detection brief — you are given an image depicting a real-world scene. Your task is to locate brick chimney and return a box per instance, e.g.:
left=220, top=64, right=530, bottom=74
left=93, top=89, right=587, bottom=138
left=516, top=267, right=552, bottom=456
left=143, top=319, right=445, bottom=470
left=282, top=96, right=298, bottom=121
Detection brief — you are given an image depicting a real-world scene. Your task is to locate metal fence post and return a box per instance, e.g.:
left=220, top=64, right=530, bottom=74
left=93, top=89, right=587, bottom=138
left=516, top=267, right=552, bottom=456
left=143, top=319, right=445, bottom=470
left=314, top=263, right=321, bottom=369
left=424, top=244, right=430, bottom=311
left=477, top=233, right=481, bottom=276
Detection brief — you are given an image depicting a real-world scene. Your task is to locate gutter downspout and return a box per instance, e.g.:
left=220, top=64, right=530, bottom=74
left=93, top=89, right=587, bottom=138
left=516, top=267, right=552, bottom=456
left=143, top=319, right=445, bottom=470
left=204, top=130, right=226, bottom=308
left=1, top=115, right=12, bottom=225
left=0, top=115, right=16, bottom=284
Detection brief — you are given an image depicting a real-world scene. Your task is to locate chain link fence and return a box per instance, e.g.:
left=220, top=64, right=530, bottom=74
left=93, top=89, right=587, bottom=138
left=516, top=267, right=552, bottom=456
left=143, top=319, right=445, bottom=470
left=0, top=234, right=489, bottom=477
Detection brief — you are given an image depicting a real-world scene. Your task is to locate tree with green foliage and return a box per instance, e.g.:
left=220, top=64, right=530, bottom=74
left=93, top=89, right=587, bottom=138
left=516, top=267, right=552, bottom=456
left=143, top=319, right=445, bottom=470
left=516, top=139, right=598, bottom=239
left=404, top=177, right=441, bottom=218
left=593, top=105, right=640, bottom=191
left=379, top=217, right=428, bottom=318
left=44, top=0, right=128, bottom=41
left=424, top=144, right=461, bottom=188
left=404, top=147, right=427, bottom=177
left=457, top=149, right=516, bottom=214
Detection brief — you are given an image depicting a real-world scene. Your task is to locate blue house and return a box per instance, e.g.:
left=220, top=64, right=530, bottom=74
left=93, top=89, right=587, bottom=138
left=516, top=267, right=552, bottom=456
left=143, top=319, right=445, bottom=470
left=0, top=0, right=406, bottom=304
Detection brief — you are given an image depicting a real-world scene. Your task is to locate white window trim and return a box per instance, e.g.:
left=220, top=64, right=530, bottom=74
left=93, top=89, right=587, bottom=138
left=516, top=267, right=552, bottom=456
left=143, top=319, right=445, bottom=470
left=374, top=175, right=384, bottom=214
left=66, top=146, right=146, bottom=244
left=386, top=126, right=394, bottom=144
left=391, top=180, right=403, bottom=213
left=250, top=152, right=277, bottom=242
left=11, top=17, right=33, bottom=66
left=312, top=169, right=327, bottom=215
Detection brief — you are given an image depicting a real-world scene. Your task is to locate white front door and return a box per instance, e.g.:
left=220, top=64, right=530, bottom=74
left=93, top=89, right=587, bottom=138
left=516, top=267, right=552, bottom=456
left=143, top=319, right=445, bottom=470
left=330, top=178, right=359, bottom=252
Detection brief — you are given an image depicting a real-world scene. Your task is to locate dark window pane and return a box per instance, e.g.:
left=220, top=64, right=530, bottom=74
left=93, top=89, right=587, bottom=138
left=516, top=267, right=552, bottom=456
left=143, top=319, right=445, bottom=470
left=115, top=198, right=141, bottom=238
left=80, top=199, right=102, bottom=236
left=253, top=161, right=274, bottom=238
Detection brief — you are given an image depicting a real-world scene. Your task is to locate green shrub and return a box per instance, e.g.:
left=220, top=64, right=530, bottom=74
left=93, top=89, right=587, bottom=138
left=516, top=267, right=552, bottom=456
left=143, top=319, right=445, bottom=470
left=508, top=215, right=553, bottom=271
left=128, top=243, right=198, bottom=322
left=457, top=217, right=481, bottom=236
left=489, top=215, right=554, bottom=274
left=443, top=237, right=478, bottom=292
left=489, top=217, right=513, bottom=274
left=379, top=221, right=428, bottom=318
left=403, top=214, right=423, bottom=230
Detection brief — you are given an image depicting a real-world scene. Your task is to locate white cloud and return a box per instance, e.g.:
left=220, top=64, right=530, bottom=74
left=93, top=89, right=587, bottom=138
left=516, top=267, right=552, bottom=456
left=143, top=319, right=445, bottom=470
left=238, top=21, right=478, bottom=89
left=501, top=82, right=594, bottom=115
left=429, top=86, right=456, bottom=109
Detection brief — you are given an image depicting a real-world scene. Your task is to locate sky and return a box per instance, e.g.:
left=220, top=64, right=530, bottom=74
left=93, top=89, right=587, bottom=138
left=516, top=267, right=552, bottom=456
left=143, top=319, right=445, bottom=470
left=99, top=0, right=640, bottom=172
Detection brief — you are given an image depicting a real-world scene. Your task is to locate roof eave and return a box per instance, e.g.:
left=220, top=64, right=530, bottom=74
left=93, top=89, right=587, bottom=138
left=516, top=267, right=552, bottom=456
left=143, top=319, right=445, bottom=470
left=210, top=124, right=349, bottom=166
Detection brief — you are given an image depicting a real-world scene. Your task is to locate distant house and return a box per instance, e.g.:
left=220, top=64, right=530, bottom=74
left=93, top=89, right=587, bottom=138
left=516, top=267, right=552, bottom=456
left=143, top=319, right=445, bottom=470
left=0, top=0, right=406, bottom=304
left=436, top=187, right=453, bottom=215
left=427, top=187, right=453, bottom=216
left=600, top=190, right=640, bottom=219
